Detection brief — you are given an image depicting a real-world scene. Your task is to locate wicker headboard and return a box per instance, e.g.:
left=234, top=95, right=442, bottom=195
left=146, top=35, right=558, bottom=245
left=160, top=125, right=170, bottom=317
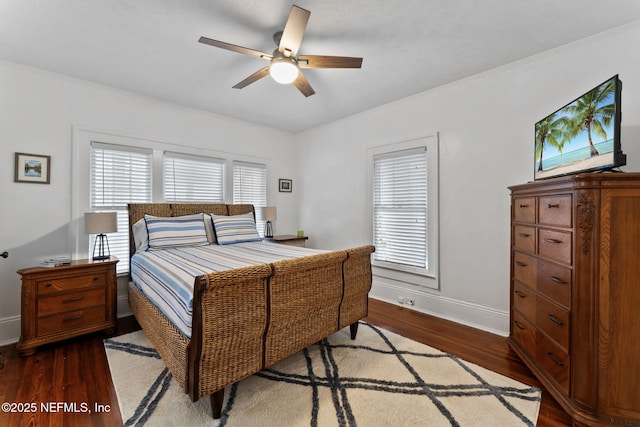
left=127, top=203, right=255, bottom=273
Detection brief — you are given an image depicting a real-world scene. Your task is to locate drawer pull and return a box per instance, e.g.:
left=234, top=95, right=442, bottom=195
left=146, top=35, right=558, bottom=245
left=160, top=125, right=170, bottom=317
left=547, top=314, right=565, bottom=326
left=544, top=238, right=563, bottom=244
left=518, top=233, right=531, bottom=238
left=514, top=320, right=526, bottom=330
left=62, top=296, right=84, bottom=303
left=515, top=261, right=527, bottom=267
left=519, top=204, right=529, bottom=208
left=62, top=315, right=84, bottom=322
left=547, top=203, right=560, bottom=209
left=546, top=352, right=564, bottom=367
left=93, top=276, right=99, bottom=281
left=45, top=283, right=53, bottom=288
left=549, top=276, right=567, bottom=285
left=515, top=290, right=526, bottom=298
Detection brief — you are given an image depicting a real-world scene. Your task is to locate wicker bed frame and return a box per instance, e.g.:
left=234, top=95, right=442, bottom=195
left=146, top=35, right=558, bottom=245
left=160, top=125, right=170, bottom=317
left=127, top=203, right=374, bottom=419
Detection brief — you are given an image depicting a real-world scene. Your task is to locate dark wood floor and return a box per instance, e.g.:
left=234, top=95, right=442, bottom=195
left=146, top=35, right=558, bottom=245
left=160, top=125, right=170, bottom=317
left=0, top=298, right=571, bottom=426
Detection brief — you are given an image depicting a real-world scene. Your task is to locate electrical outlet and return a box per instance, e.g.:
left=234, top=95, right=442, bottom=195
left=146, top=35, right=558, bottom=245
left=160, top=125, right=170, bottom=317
left=406, top=298, right=415, bottom=306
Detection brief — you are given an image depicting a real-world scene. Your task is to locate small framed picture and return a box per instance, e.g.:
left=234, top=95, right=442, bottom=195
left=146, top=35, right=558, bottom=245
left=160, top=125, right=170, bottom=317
left=14, top=153, right=51, bottom=184
left=279, top=178, right=292, bottom=192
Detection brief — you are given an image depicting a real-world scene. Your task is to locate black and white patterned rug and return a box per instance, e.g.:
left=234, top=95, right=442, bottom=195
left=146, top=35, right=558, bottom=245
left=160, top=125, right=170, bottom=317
left=105, top=322, right=540, bottom=426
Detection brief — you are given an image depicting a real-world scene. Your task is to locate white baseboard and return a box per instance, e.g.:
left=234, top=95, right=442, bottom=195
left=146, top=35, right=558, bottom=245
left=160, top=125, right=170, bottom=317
left=0, top=315, right=21, bottom=346
left=370, top=278, right=510, bottom=337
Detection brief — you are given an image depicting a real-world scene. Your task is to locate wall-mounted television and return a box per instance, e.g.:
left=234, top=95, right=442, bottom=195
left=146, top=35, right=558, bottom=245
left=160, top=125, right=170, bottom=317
left=534, top=75, right=625, bottom=180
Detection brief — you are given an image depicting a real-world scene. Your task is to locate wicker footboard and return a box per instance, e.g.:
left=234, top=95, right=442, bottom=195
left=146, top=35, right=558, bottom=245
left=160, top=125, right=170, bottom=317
left=265, top=250, right=348, bottom=367
left=339, top=245, right=375, bottom=330
left=190, top=263, right=272, bottom=401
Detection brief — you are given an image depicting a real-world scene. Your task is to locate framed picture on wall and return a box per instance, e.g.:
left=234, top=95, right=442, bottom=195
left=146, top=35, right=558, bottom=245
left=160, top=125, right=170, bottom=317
left=279, top=178, right=292, bottom=192
left=14, top=152, right=51, bottom=184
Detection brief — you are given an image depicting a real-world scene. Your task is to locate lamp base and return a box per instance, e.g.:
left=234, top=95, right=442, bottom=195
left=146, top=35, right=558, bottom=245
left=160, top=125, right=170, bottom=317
left=264, top=221, right=274, bottom=238
left=92, top=234, right=111, bottom=261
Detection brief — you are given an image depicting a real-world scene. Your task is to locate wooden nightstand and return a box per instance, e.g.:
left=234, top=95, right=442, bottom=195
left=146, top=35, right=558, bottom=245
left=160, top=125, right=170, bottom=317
left=16, top=257, right=118, bottom=356
left=264, top=235, right=308, bottom=247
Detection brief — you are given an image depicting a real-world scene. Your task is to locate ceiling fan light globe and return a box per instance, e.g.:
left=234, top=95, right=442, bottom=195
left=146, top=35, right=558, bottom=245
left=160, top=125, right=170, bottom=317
left=270, top=60, right=298, bottom=84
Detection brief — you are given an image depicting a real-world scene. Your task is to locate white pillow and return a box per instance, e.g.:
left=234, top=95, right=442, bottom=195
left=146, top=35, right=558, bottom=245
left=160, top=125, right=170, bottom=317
left=132, top=218, right=149, bottom=252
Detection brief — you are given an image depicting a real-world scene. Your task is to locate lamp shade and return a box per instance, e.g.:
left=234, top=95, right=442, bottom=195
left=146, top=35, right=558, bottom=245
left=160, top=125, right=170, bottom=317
left=84, top=212, right=118, bottom=234
left=260, top=206, right=277, bottom=221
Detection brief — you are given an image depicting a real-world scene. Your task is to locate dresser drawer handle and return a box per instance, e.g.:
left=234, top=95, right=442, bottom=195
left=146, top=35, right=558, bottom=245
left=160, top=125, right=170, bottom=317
left=62, top=315, right=84, bottom=322
left=547, top=203, right=560, bottom=209
left=519, top=204, right=529, bottom=208
left=514, top=320, right=526, bottom=330
left=546, top=352, right=564, bottom=367
left=518, top=233, right=531, bottom=238
left=547, top=314, right=565, bottom=326
left=515, top=290, right=526, bottom=298
left=515, top=261, right=527, bottom=267
left=62, top=296, right=84, bottom=303
left=544, top=238, right=563, bottom=244
left=549, top=276, right=567, bottom=285
left=45, top=283, right=53, bottom=288
left=93, top=276, right=99, bottom=281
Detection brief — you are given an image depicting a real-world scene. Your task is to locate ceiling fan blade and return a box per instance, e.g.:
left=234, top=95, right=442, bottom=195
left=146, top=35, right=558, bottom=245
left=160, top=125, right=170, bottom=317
left=232, top=66, right=271, bottom=89
left=279, top=5, right=310, bottom=57
left=198, top=36, right=272, bottom=60
left=292, top=70, right=315, bottom=97
left=298, top=55, right=363, bottom=69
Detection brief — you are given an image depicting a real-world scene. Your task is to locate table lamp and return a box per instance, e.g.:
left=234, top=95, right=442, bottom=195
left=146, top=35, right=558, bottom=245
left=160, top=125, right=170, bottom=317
left=260, top=206, right=277, bottom=238
left=85, top=212, right=118, bottom=260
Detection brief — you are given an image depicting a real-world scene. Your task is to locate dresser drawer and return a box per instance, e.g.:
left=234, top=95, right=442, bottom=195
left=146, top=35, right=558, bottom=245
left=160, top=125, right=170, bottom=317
left=513, top=282, right=536, bottom=322
left=536, top=296, right=570, bottom=350
left=37, top=273, right=106, bottom=295
left=539, top=195, right=572, bottom=227
left=514, top=197, right=535, bottom=223
left=512, top=309, right=536, bottom=356
left=536, top=332, right=570, bottom=394
left=37, top=307, right=106, bottom=336
left=514, top=225, right=536, bottom=253
left=538, top=229, right=571, bottom=264
left=37, top=288, right=106, bottom=317
left=513, top=252, right=537, bottom=289
left=537, top=260, right=571, bottom=308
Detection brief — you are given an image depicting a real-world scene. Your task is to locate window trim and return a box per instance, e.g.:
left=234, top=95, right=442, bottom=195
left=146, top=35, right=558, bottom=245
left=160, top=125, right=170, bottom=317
left=366, top=134, right=439, bottom=289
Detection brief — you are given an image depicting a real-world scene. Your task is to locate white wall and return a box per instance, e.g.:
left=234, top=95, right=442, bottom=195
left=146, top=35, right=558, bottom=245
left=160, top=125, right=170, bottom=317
left=0, top=61, right=298, bottom=344
left=297, top=22, right=640, bottom=335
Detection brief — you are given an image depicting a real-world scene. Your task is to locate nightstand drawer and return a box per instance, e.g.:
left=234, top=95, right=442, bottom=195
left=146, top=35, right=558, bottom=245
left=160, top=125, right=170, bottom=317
left=37, top=273, right=106, bottom=294
left=38, top=288, right=106, bottom=317
left=38, top=307, right=106, bottom=335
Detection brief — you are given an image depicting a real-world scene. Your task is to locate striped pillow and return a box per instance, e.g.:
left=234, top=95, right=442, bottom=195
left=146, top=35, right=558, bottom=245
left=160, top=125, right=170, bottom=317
left=145, top=213, right=209, bottom=249
left=211, top=212, right=261, bottom=245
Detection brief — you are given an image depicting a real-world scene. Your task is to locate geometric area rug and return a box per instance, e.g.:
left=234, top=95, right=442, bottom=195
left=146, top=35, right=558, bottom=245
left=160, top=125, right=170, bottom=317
left=104, top=322, right=540, bottom=426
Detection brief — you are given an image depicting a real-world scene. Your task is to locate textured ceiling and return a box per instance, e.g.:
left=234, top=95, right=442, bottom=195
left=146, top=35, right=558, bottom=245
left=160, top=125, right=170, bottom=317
left=1, top=0, right=640, bottom=133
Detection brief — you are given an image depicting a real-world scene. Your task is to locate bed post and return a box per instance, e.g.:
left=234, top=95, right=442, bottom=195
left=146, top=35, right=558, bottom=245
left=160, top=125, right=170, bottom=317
left=210, top=389, right=224, bottom=419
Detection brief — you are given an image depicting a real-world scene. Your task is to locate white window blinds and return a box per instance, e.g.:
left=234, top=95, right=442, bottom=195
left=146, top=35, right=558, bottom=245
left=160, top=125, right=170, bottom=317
left=90, top=143, right=152, bottom=274
left=163, top=153, right=224, bottom=202
left=233, top=161, right=267, bottom=236
left=373, top=147, right=428, bottom=270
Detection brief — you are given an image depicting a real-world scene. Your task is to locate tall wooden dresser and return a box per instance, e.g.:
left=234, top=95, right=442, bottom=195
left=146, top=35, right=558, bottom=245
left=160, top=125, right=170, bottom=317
left=508, top=173, right=640, bottom=427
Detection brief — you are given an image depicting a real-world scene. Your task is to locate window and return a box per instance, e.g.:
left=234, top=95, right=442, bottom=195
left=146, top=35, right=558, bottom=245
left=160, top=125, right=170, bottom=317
left=369, top=134, right=439, bottom=286
left=373, top=148, right=428, bottom=270
left=90, top=142, right=152, bottom=274
left=163, top=152, right=224, bottom=202
left=233, top=161, right=267, bottom=236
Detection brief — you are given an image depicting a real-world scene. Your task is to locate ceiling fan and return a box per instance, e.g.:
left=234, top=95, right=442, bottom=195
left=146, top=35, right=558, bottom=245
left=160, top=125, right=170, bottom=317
left=198, top=4, right=363, bottom=97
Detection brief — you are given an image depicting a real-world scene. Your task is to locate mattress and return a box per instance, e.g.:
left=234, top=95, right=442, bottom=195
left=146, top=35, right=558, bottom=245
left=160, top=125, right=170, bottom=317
left=130, top=241, right=326, bottom=338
